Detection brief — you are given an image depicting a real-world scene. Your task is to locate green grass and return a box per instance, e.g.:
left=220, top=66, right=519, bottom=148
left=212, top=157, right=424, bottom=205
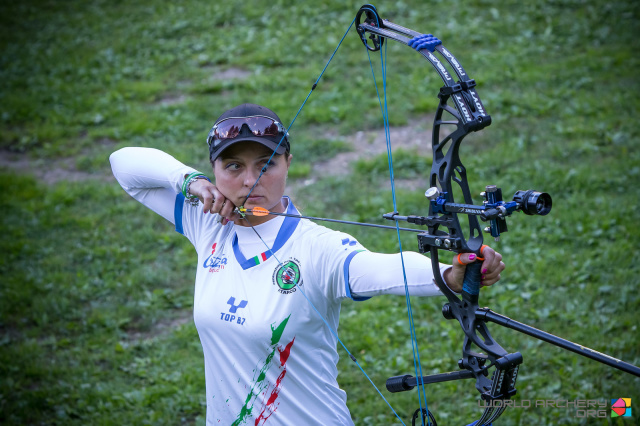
left=1, top=0, right=639, bottom=425
left=354, top=149, right=432, bottom=179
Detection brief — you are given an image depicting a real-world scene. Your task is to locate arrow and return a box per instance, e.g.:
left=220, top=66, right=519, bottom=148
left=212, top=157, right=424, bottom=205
left=235, top=206, right=423, bottom=233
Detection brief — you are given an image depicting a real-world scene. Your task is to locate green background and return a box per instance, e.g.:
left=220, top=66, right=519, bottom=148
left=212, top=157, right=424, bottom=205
left=1, top=0, right=638, bottom=424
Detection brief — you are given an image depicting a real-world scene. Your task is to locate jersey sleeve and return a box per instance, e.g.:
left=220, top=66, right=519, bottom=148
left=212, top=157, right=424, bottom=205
left=308, top=230, right=370, bottom=302
left=347, top=251, right=453, bottom=298
left=110, top=146, right=220, bottom=247
left=309, top=228, right=455, bottom=301
left=110, top=147, right=198, bottom=223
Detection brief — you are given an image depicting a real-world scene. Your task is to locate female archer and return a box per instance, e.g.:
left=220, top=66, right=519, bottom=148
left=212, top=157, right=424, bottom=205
left=110, top=103, right=505, bottom=425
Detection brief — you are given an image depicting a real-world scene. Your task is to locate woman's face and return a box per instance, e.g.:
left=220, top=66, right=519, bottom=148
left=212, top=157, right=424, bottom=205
left=213, top=141, right=292, bottom=217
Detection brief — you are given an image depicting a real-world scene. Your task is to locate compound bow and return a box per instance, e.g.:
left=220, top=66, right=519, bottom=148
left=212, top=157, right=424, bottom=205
left=353, top=4, right=639, bottom=425
left=237, top=4, right=640, bottom=425
left=355, top=5, right=525, bottom=424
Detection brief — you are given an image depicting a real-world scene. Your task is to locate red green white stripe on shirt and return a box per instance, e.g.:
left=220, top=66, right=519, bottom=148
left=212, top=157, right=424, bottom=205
left=253, top=252, right=268, bottom=265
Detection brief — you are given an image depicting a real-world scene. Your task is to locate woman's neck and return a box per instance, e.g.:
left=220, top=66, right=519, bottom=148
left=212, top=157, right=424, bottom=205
left=234, top=213, right=285, bottom=249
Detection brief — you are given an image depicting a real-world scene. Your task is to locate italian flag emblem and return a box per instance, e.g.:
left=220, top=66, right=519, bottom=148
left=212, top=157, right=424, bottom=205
left=252, top=252, right=268, bottom=266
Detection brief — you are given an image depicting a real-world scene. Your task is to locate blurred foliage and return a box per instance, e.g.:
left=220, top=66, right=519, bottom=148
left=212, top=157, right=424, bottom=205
left=0, top=0, right=639, bottom=425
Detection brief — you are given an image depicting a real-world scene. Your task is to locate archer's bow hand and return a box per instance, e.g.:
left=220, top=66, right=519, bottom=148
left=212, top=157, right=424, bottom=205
left=443, top=247, right=505, bottom=293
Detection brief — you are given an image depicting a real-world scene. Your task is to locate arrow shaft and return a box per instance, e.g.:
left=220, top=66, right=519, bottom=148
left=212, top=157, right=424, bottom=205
left=241, top=209, right=423, bottom=233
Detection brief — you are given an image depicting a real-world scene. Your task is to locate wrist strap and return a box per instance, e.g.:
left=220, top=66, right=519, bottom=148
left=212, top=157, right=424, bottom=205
left=181, top=172, right=210, bottom=200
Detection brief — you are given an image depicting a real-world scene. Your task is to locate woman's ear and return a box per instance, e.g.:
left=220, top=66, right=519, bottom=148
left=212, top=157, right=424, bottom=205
left=286, top=153, right=293, bottom=170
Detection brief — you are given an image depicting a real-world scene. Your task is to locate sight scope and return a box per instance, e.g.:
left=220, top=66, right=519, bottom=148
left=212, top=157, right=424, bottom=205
left=513, top=190, right=552, bottom=216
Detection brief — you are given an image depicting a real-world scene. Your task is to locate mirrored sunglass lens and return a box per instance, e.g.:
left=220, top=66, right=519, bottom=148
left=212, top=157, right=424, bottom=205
left=214, top=120, right=243, bottom=139
left=214, top=117, right=279, bottom=140
left=245, top=117, right=279, bottom=136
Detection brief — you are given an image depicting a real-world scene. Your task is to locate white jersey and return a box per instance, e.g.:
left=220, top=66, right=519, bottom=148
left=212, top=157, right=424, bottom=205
left=177, top=194, right=362, bottom=425
left=110, top=147, right=452, bottom=425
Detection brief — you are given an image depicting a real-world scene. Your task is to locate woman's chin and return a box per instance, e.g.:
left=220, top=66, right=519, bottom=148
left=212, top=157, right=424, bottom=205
left=244, top=196, right=265, bottom=206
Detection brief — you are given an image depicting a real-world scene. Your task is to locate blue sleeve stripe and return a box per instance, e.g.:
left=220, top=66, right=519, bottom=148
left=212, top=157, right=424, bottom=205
left=174, top=193, right=185, bottom=235
left=343, top=250, right=370, bottom=302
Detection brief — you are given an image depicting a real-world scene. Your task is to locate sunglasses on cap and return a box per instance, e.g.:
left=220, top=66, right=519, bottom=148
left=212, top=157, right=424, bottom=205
left=206, top=115, right=288, bottom=148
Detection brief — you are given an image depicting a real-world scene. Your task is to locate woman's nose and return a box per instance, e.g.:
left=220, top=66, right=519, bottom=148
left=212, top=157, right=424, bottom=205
left=243, top=168, right=260, bottom=187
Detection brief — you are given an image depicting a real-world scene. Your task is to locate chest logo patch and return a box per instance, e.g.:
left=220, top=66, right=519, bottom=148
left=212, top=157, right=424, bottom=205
left=203, top=242, right=227, bottom=273
left=221, top=296, right=247, bottom=326
left=272, top=258, right=302, bottom=295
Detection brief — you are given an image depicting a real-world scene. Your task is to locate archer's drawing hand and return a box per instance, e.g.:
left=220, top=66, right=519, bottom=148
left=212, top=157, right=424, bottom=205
left=443, top=246, right=505, bottom=293
left=188, top=179, right=241, bottom=225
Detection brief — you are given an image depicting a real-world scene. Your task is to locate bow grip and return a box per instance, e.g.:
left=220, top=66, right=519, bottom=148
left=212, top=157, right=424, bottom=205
left=462, top=261, right=482, bottom=304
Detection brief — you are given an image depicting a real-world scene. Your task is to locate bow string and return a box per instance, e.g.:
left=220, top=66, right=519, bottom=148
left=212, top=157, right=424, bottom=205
left=235, top=4, right=538, bottom=425
left=237, top=11, right=411, bottom=425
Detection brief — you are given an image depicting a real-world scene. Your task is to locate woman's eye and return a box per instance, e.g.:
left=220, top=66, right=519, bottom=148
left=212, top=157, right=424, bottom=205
left=225, top=163, right=240, bottom=170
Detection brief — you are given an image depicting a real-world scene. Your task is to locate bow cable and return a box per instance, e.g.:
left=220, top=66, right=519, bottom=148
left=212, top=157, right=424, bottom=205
left=362, top=11, right=430, bottom=423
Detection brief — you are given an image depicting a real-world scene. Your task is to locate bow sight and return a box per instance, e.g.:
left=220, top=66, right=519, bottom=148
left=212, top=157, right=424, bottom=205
left=430, top=186, right=551, bottom=241
left=387, top=186, right=552, bottom=245
left=356, top=4, right=640, bottom=426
